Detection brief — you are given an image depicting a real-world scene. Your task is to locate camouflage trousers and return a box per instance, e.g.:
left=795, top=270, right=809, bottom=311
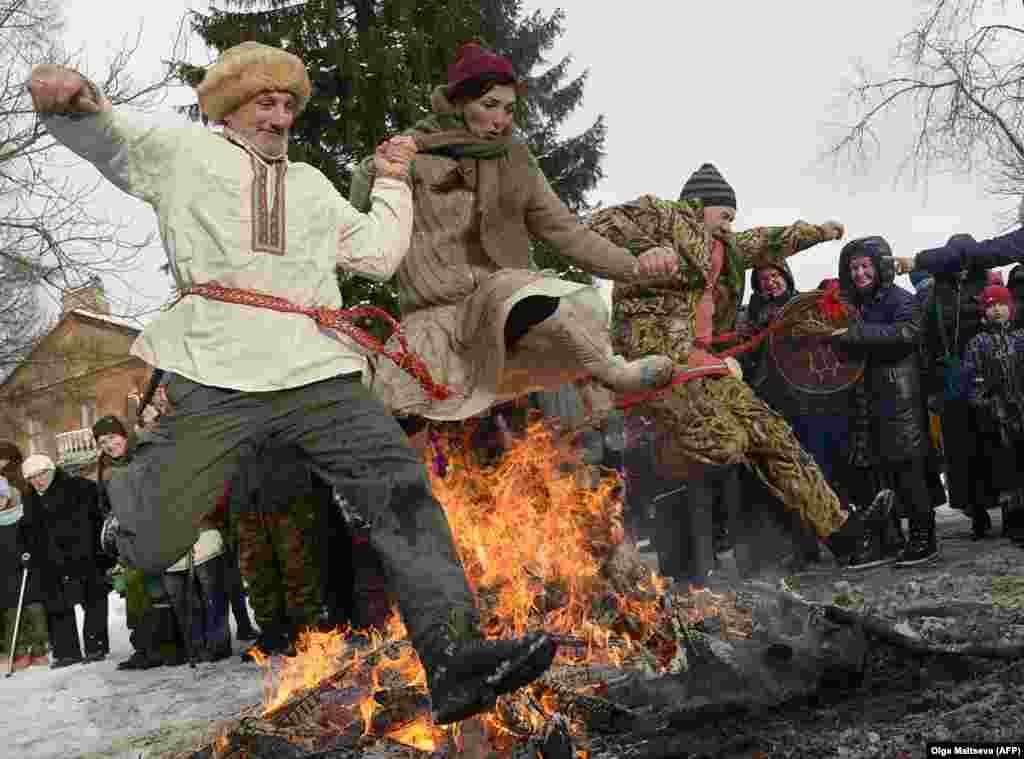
left=237, top=495, right=322, bottom=627
left=641, top=375, right=846, bottom=537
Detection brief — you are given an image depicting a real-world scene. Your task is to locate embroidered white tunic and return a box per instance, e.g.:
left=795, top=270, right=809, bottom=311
left=45, top=111, right=413, bottom=392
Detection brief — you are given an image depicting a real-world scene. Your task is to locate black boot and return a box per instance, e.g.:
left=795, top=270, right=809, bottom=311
left=884, top=512, right=906, bottom=557
left=240, top=618, right=296, bottom=662
left=117, top=650, right=163, bottom=671
left=424, top=629, right=557, bottom=725
left=1001, top=490, right=1024, bottom=542
left=844, top=490, right=896, bottom=570
left=895, top=512, right=939, bottom=567
left=972, top=505, right=993, bottom=540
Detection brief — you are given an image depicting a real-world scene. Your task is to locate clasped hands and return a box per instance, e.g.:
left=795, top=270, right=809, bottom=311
left=374, top=135, right=418, bottom=180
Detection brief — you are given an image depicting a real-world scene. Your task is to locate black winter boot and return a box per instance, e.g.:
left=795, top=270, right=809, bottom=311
left=971, top=506, right=993, bottom=540
left=117, top=650, right=163, bottom=670
left=895, top=512, right=939, bottom=567
left=240, top=619, right=296, bottom=662
left=1001, top=490, right=1024, bottom=542
left=844, top=490, right=896, bottom=570
left=424, top=629, right=557, bottom=725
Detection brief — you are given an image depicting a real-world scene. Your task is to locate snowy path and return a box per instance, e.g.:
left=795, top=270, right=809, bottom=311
left=0, top=594, right=266, bottom=759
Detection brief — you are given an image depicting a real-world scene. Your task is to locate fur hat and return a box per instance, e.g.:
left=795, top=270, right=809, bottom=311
left=21, top=454, right=54, bottom=480
left=196, top=42, right=312, bottom=123
left=679, top=163, right=737, bottom=210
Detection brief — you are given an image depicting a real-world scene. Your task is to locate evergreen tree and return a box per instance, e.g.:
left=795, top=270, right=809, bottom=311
left=183, top=0, right=608, bottom=312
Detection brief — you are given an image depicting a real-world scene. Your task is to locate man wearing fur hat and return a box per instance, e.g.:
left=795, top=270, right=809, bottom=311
left=588, top=166, right=894, bottom=570
left=29, top=43, right=557, bottom=721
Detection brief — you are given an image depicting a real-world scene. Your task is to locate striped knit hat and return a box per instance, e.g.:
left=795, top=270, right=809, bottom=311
left=679, top=163, right=737, bottom=210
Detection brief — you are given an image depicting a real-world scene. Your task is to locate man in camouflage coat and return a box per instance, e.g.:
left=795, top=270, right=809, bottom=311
left=588, top=164, right=856, bottom=545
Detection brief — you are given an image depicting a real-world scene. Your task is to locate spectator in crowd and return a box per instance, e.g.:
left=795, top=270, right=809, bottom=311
left=0, top=475, right=49, bottom=669
left=741, top=262, right=841, bottom=570
left=230, top=444, right=324, bottom=660
left=93, top=415, right=187, bottom=670
left=163, top=528, right=232, bottom=663
left=836, top=237, right=938, bottom=567
left=18, top=454, right=110, bottom=667
left=919, top=241, right=996, bottom=537
left=962, top=285, right=1024, bottom=544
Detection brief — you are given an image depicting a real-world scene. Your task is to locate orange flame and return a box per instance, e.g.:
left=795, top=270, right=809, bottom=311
left=250, top=422, right=747, bottom=753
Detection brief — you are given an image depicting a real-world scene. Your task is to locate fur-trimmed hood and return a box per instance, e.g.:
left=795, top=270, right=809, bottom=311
left=839, top=235, right=895, bottom=302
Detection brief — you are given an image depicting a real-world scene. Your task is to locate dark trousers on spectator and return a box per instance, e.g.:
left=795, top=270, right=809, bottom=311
left=163, top=555, right=231, bottom=658
left=46, top=572, right=109, bottom=660
left=880, top=458, right=933, bottom=521
left=222, top=544, right=255, bottom=636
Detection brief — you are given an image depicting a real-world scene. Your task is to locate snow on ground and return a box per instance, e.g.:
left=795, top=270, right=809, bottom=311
left=0, top=593, right=267, bottom=759
left=0, top=506, right=974, bottom=759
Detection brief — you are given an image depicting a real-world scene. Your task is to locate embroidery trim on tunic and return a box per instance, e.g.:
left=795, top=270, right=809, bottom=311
left=250, top=157, right=287, bottom=256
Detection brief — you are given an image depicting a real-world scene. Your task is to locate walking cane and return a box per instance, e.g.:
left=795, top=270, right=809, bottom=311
left=6, top=553, right=31, bottom=678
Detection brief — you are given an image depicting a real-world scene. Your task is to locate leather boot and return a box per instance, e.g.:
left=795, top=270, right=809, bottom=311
left=895, top=510, right=939, bottom=568
left=522, top=292, right=674, bottom=394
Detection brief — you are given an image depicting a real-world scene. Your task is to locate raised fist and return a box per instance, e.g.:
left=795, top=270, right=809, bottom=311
left=636, top=246, right=679, bottom=279
left=820, top=221, right=845, bottom=241
left=893, top=256, right=916, bottom=276
left=28, top=64, right=106, bottom=115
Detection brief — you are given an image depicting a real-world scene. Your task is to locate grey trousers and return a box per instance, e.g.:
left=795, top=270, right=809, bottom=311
left=114, top=372, right=478, bottom=654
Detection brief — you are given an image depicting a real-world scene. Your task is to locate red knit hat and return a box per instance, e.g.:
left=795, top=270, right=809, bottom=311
left=981, top=284, right=1014, bottom=314
left=447, top=42, right=515, bottom=90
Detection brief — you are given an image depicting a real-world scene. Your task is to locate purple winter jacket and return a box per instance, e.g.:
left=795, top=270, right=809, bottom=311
left=916, top=227, right=1024, bottom=275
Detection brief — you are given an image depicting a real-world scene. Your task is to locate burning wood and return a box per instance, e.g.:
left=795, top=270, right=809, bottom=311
left=185, top=424, right=762, bottom=759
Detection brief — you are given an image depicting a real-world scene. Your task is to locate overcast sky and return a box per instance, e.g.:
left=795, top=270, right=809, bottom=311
left=52, top=0, right=1020, bottom=322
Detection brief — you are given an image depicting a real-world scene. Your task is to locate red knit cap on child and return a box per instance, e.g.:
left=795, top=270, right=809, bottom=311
left=981, top=285, right=1014, bottom=317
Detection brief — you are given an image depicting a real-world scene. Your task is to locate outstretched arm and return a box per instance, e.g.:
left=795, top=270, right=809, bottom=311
left=336, top=136, right=416, bottom=281
left=29, top=64, right=183, bottom=204
left=901, top=228, right=1024, bottom=276
left=524, top=168, right=644, bottom=281
left=734, top=220, right=844, bottom=271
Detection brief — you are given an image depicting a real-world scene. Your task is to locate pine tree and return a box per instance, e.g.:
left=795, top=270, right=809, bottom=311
left=183, top=0, right=608, bottom=311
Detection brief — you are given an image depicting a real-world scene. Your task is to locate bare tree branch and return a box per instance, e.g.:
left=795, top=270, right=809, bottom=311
left=0, top=0, right=183, bottom=375
left=827, top=0, right=1024, bottom=198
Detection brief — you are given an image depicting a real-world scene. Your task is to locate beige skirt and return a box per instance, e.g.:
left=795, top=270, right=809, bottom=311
left=369, top=269, right=607, bottom=421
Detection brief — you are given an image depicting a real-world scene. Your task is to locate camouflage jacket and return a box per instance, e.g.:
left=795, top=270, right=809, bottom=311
left=588, top=195, right=835, bottom=364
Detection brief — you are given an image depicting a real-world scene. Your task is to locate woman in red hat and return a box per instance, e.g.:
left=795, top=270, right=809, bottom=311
left=352, top=42, right=675, bottom=430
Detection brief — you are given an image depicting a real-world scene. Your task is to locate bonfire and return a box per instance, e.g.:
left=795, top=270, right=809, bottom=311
left=201, top=419, right=752, bottom=759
